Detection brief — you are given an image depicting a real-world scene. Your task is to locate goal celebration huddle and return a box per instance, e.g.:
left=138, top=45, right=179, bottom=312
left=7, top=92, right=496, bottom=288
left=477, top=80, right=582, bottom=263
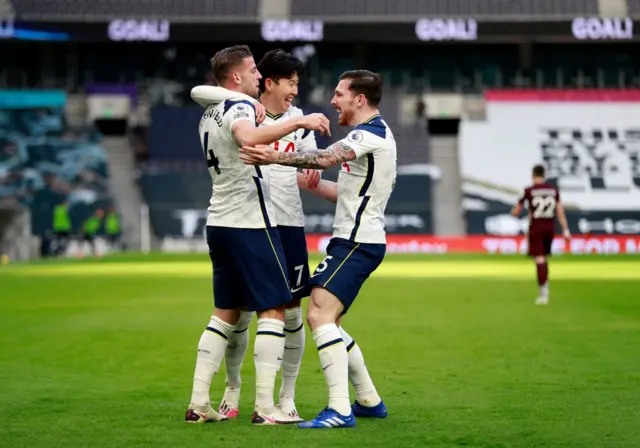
left=185, top=45, right=396, bottom=429
left=183, top=44, right=571, bottom=430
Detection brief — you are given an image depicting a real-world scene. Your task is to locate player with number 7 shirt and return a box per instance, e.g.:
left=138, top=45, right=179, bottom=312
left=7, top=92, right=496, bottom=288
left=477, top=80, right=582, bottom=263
left=511, top=164, right=571, bottom=306
left=184, top=45, right=330, bottom=426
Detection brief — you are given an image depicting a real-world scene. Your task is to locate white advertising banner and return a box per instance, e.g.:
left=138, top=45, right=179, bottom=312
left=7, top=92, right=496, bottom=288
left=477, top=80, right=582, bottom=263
left=459, top=90, right=640, bottom=210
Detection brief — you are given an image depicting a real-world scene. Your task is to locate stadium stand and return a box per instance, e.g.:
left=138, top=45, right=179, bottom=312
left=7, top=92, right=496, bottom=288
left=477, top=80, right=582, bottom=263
left=2, top=42, right=638, bottom=95
left=137, top=163, right=209, bottom=238
left=0, top=92, right=113, bottom=238
left=628, top=0, right=640, bottom=14
left=0, top=0, right=14, bottom=17
left=291, top=0, right=599, bottom=18
left=12, top=0, right=258, bottom=20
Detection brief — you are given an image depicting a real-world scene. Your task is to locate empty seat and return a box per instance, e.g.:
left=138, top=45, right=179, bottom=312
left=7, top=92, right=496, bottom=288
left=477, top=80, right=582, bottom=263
left=291, top=0, right=598, bottom=18
left=14, top=0, right=258, bottom=19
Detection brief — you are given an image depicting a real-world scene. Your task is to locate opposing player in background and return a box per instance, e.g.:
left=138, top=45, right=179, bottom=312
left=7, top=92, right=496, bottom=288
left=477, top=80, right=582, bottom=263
left=241, top=70, right=395, bottom=428
left=185, top=45, right=330, bottom=425
left=511, top=164, right=571, bottom=305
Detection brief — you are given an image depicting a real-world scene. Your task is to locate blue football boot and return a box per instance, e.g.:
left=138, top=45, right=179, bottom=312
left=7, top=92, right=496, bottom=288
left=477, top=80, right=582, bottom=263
left=298, top=407, right=356, bottom=429
left=352, top=400, right=388, bottom=419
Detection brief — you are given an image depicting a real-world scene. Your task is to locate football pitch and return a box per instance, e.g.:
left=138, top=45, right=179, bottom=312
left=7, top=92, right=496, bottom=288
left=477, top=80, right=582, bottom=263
left=1, top=254, right=639, bottom=447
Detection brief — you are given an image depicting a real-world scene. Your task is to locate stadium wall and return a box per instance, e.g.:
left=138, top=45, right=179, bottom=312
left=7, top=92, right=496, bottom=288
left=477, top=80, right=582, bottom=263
left=460, top=89, right=640, bottom=240
left=159, top=234, right=640, bottom=255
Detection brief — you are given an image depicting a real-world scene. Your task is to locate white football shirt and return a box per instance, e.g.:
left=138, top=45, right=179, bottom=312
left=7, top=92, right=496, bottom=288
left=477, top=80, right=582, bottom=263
left=263, top=106, right=317, bottom=227
left=198, top=99, right=277, bottom=228
left=333, top=115, right=397, bottom=244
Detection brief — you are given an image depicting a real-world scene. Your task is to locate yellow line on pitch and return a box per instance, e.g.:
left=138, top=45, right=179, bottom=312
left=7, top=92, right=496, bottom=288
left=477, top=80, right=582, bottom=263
left=3, top=260, right=640, bottom=280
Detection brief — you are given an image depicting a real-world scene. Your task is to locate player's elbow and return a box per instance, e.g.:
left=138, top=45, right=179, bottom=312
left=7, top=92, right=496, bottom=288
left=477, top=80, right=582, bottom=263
left=190, top=87, right=209, bottom=107
left=231, top=120, right=263, bottom=147
left=233, top=128, right=259, bottom=148
left=234, top=133, right=253, bottom=148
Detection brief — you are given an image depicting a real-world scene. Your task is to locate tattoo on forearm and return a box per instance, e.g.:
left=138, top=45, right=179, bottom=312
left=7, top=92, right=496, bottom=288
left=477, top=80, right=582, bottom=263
left=275, top=141, right=356, bottom=169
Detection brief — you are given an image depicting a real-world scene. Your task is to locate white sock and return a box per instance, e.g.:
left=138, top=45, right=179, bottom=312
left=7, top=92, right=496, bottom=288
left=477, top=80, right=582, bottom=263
left=339, top=327, right=382, bottom=407
left=540, top=282, right=549, bottom=298
left=190, top=315, right=234, bottom=408
left=280, top=307, right=305, bottom=403
left=254, top=318, right=285, bottom=412
left=313, top=323, right=350, bottom=416
left=224, top=311, right=253, bottom=390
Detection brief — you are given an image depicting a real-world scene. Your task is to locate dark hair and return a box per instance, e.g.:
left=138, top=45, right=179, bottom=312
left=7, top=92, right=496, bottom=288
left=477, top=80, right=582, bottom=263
left=532, top=164, right=546, bottom=178
left=338, top=70, right=383, bottom=107
left=210, top=45, right=254, bottom=85
left=257, top=49, right=304, bottom=93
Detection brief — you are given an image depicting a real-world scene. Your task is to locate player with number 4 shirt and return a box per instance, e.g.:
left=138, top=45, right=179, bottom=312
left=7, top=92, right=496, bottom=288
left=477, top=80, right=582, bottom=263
left=184, top=45, right=330, bottom=426
left=194, top=49, right=322, bottom=424
left=511, top=164, right=571, bottom=305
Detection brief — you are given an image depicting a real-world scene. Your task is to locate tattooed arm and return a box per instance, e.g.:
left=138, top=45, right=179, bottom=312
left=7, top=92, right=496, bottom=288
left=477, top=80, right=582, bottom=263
left=240, top=140, right=356, bottom=169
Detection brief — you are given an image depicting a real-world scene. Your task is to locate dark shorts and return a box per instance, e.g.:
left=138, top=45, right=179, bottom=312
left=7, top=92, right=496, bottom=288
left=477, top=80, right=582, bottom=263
left=528, top=231, right=554, bottom=257
left=309, top=237, right=385, bottom=315
left=54, top=231, right=70, bottom=239
left=82, top=234, right=95, bottom=243
left=207, top=225, right=293, bottom=312
left=277, top=226, right=311, bottom=301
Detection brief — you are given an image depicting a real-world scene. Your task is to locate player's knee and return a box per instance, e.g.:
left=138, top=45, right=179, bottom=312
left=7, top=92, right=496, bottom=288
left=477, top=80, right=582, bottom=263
left=305, top=305, right=323, bottom=330
left=534, top=256, right=546, bottom=264
left=285, top=298, right=302, bottom=310
left=236, top=310, right=254, bottom=329
left=214, top=308, right=240, bottom=326
left=284, top=304, right=302, bottom=321
left=257, top=307, right=285, bottom=321
left=306, top=294, right=320, bottom=328
left=306, top=288, right=342, bottom=330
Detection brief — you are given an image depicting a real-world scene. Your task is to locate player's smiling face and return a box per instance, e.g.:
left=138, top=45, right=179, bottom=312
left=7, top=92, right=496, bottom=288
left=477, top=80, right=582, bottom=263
left=236, top=56, right=262, bottom=98
left=266, top=73, right=299, bottom=112
left=331, top=79, right=357, bottom=126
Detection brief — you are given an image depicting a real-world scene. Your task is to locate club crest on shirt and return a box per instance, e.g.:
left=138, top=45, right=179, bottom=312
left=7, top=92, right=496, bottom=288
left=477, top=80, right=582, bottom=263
left=349, top=131, right=364, bottom=144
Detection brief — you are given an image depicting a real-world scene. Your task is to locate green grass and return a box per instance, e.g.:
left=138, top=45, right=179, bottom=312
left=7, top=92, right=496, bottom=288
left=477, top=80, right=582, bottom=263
left=1, top=254, right=639, bottom=447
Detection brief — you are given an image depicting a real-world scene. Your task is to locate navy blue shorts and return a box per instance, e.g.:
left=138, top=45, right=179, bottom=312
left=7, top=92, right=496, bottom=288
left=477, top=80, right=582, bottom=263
left=206, top=226, right=293, bottom=312
left=309, top=237, right=385, bottom=314
left=277, top=226, right=311, bottom=301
